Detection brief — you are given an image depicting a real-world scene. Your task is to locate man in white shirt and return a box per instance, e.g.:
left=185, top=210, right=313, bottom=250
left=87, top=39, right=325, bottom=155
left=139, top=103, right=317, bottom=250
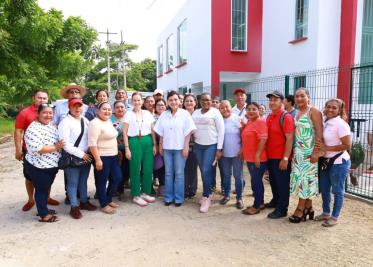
left=232, top=88, right=248, bottom=124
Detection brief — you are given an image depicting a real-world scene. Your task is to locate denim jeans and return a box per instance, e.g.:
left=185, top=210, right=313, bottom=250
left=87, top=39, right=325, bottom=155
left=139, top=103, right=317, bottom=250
left=94, top=155, right=122, bottom=208
left=163, top=150, right=186, bottom=203
left=247, top=162, right=267, bottom=209
left=219, top=156, right=244, bottom=200
left=24, top=161, right=58, bottom=217
left=194, top=143, right=217, bottom=198
left=267, top=159, right=291, bottom=214
left=319, top=159, right=351, bottom=219
left=65, top=164, right=91, bottom=207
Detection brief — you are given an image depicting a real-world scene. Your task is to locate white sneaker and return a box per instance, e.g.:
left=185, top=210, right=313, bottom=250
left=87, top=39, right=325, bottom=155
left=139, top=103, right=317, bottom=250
left=200, top=197, right=211, bottom=213
left=141, top=193, right=156, bottom=203
left=133, top=196, right=149, bottom=207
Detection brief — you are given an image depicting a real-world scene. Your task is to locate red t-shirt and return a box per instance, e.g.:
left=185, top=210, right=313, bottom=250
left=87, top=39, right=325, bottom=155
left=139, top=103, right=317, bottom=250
left=15, top=105, right=38, bottom=149
left=242, top=119, right=268, bottom=162
left=266, top=109, right=295, bottom=159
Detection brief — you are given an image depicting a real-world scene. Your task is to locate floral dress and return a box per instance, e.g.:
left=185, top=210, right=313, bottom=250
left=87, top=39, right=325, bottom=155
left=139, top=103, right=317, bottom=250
left=290, top=108, right=318, bottom=198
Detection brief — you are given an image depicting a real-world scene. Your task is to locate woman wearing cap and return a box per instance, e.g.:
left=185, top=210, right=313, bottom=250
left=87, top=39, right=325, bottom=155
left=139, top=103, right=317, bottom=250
left=111, top=100, right=129, bottom=201
left=183, top=94, right=199, bottom=198
left=154, top=91, right=196, bottom=206
left=85, top=89, right=109, bottom=121
left=88, top=102, right=122, bottom=214
left=24, top=104, right=64, bottom=222
left=192, top=92, right=225, bottom=213
left=58, top=98, right=97, bottom=219
left=123, top=92, right=157, bottom=207
left=289, top=88, right=323, bottom=223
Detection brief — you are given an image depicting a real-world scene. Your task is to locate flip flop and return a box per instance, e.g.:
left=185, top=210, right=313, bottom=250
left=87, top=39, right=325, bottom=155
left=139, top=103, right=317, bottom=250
left=36, top=209, right=56, bottom=216
left=39, top=215, right=59, bottom=223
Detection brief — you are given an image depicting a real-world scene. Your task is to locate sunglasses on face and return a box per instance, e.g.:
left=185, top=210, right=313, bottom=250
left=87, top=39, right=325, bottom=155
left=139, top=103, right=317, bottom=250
left=68, top=90, right=80, bottom=94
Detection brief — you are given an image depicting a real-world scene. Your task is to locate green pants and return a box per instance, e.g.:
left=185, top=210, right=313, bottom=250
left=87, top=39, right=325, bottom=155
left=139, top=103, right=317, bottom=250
left=129, top=135, right=154, bottom=197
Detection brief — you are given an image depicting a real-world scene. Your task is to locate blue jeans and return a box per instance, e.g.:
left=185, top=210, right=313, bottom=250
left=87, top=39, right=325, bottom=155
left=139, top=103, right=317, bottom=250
left=247, top=162, right=267, bottom=209
left=65, top=165, right=91, bottom=207
left=94, top=155, right=122, bottom=208
left=319, top=159, right=351, bottom=219
left=24, top=161, right=58, bottom=217
left=163, top=150, right=186, bottom=203
left=194, top=143, right=217, bottom=198
left=267, top=159, right=291, bottom=214
left=219, top=156, right=244, bottom=200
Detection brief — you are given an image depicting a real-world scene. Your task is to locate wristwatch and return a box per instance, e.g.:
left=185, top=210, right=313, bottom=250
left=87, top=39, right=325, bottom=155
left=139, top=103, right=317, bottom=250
left=283, top=157, right=289, bottom=161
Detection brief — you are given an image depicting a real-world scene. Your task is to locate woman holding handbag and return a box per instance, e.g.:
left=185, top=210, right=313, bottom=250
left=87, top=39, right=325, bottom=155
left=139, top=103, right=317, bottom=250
left=58, top=98, right=97, bottom=219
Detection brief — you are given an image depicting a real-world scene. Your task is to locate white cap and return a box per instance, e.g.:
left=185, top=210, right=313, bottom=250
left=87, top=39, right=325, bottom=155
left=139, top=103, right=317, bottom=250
left=153, top=89, right=164, bottom=96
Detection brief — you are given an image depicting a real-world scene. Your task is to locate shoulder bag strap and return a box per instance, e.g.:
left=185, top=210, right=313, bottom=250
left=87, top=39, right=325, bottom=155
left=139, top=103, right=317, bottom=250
left=73, top=118, right=84, bottom=147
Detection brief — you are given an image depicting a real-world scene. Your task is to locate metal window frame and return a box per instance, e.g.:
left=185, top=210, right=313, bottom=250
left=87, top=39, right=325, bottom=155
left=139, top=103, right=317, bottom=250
left=230, top=0, right=248, bottom=52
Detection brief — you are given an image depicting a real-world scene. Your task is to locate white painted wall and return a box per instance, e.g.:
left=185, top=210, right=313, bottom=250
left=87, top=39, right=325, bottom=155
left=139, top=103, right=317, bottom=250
left=156, top=0, right=211, bottom=94
left=355, top=0, right=365, bottom=64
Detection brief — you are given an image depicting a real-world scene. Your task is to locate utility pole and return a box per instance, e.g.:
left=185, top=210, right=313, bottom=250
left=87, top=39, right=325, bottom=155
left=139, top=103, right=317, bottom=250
left=99, top=29, right=117, bottom=92
left=120, top=30, right=127, bottom=89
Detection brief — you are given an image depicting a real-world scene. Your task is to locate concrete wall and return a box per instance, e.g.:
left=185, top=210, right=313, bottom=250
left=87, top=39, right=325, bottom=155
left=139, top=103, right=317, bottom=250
left=156, top=0, right=211, bottom=94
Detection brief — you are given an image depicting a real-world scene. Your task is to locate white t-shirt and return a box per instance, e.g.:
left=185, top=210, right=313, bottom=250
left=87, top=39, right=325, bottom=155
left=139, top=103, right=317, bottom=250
left=323, top=116, right=351, bottom=164
left=192, top=108, right=225, bottom=149
left=154, top=108, right=196, bottom=150
left=124, top=110, right=155, bottom=137
left=232, top=104, right=248, bottom=124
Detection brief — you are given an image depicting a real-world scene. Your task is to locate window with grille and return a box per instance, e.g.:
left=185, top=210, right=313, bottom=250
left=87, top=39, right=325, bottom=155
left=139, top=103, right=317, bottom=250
left=178, top=19, right=187, bottom=64
left=295, top=0, right=309, bottom=39
left=231, top=0, right=247, bottom=51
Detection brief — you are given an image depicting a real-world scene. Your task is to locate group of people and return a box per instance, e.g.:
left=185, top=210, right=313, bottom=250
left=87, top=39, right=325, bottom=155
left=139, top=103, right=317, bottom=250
left=15, top=84, right=352, bottom=227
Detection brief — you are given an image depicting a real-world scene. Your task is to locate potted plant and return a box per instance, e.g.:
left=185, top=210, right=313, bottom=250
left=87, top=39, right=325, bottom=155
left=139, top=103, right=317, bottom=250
left=349, top=142, right=365, bottom=186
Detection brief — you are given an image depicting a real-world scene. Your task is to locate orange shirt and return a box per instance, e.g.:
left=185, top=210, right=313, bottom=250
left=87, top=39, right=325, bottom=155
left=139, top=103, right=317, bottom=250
left=241, top=119, right=268, bottom=162
left=266, top=109, right=295, bottom=159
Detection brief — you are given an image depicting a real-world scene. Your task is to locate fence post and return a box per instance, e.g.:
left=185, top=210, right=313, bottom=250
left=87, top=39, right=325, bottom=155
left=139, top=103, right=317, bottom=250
left=285, top=75, right=290, bottom=96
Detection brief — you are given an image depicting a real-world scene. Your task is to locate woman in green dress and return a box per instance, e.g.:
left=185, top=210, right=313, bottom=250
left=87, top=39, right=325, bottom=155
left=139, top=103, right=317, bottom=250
left=289, top=88, right=323, bottom=223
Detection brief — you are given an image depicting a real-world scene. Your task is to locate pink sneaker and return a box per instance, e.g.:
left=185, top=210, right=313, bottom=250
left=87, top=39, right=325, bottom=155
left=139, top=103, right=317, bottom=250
left=133, top=196, right=149, bottom=207
left=200, top=197, right=211, bottom=213
left=141, top=193, right=156, bottom=203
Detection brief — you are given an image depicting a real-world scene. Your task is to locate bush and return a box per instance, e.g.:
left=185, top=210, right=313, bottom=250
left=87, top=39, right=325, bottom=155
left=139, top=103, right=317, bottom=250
left=350, top=142, right=365, bottom=169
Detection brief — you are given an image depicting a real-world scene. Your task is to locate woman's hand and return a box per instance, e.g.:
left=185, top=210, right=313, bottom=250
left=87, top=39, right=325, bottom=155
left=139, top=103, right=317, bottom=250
left=125, top=148, right=131, bottom=160
left=55, top=140, right=65, bottom=151
left=254, top=154, right=261, bottom=168
left=315, top=139, right=326, bottom=152
left=159, top=144, right=163, bottom=156
left=95, top=159, right=103, bottom=171
left=153, top=145, right=157, bottom=156
left=82, top=153, right=92, bottom=162
left=216, top=150, right=222, bottom=160
left=310, top=152, right=319, bottom=163
left=182, top=146, right=189, bottom=159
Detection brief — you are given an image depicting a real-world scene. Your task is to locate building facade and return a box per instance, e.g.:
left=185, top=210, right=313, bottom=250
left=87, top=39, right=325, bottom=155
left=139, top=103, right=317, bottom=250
left=156, top=0, right=371, bottom=103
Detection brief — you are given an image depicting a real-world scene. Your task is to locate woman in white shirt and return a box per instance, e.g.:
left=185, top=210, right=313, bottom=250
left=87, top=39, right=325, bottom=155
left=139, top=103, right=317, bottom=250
left=154, top=91, right=196, bottom=206
left=315, top=98, right=352, bottom=227
left=123, top=92, right=157, bottom=207
left=192, top=92, right=225, bottom=213
left=24, top=104, right=64, bottom=222
left=58, top=98, right=97, bottom=219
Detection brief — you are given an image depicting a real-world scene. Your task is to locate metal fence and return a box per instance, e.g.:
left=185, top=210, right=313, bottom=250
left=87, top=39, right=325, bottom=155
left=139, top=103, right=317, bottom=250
left=221, top=65, right=373, bottom=200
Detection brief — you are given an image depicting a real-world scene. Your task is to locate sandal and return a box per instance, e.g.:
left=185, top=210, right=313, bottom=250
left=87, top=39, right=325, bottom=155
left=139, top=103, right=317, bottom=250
left=39, top=215, right=59, bottom=223
left=36, top=209, right=56, bottom=216
left=289, top=207, right=306, bottom=223
left=322, top=218, right=338, bottom=227
left=314, top=214, right=331, bottom=222
left=109, top=202, right=119, bottom=208
left=101, top=205, right=116, bottom=214
left=241, top=207, right=260, bottom=215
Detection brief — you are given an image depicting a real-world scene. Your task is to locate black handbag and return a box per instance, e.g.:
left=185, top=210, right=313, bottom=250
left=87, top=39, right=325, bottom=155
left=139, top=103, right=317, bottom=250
left=318, top=152, right=344, bottom=171
left=58, top=118, right=90, bottom=169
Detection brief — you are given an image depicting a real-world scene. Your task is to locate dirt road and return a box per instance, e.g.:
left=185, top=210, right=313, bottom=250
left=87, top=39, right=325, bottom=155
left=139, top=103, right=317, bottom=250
left=0, top=141, right=372, bottom=267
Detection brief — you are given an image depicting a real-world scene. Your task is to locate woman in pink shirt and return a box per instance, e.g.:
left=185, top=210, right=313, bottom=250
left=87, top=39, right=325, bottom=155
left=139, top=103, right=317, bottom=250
left=241, top=102, right=268, bottom=215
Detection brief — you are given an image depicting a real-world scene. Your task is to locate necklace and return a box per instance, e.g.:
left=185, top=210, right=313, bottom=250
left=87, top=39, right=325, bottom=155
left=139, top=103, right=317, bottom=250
left=135, top=110, right=143, bottom=139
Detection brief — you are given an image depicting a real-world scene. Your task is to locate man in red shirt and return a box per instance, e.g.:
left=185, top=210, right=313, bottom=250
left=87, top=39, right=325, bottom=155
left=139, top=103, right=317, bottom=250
left=14, top=89, right=59, bottom=211
left=265, top=91, right=295, bottom=219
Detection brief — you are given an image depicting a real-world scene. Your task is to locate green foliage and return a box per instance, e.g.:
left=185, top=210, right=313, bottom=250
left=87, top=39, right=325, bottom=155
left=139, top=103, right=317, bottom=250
left=350, top=142, right=365, bottom=169
left=0, top=118, right=14, bottom=134
left=0, top=0, right=98, bottom=114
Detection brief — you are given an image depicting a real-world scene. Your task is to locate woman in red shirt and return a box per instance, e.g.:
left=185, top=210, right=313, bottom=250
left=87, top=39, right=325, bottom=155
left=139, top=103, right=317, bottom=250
left=241, top=102, right=268, bottom=215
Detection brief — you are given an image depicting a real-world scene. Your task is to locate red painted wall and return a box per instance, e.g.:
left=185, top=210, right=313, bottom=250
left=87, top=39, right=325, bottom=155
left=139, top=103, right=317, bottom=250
left=337, top=0, right=358, bottom=113
left=211, top=0, right=263, bottom=96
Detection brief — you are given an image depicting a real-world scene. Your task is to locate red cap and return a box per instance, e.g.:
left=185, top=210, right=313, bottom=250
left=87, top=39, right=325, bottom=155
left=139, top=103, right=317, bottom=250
left=233, top=88, right=246, bottom=95
left=68, top=98, right=83, bottom=107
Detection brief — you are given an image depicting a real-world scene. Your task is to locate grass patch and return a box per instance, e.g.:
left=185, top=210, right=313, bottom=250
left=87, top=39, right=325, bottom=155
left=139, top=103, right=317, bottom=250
left=0, top=118, right=15, bottom=135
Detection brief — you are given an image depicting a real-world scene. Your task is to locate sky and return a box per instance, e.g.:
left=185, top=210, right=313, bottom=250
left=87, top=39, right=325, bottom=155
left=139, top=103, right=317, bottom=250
left=37, top=0, right=187, bottom=62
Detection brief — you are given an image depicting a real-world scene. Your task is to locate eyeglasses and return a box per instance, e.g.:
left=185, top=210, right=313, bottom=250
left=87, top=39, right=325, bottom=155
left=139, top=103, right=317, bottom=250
left=68, top=90, right=80, bottom=94
left=40, top=103, right=54, bottom=108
